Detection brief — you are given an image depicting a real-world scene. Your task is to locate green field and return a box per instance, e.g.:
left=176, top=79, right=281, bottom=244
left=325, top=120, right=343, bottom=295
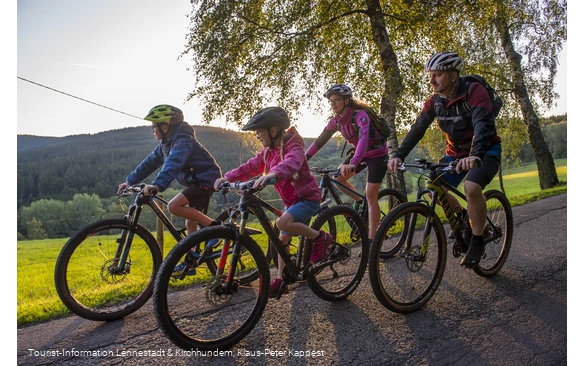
left=17, top=160, right=567, bottom=326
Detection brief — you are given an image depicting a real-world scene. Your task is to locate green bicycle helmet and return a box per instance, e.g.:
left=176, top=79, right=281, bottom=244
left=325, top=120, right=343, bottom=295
left=144, top=104, right=184, bottom=124
left=241, top=106, right=290, bottom=132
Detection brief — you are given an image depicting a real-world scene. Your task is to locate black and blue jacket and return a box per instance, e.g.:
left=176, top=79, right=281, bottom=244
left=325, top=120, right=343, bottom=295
left=126, top=122, right=221, bottom=191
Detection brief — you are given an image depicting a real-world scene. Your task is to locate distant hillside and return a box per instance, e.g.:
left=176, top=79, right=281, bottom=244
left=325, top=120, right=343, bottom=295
left=17, top=124, right=346, bottom=208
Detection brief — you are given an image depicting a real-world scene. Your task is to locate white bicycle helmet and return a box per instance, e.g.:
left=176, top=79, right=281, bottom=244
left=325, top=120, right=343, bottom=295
left=323, top=84, right=353, bottom=99
left=425, top=52, right=464, bottom=73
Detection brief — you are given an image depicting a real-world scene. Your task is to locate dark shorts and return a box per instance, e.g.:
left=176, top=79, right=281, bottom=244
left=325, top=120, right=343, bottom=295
left=356, top=155, right=388, bottom=184
left=181, top=185, right=213, bottom=214
left=439, top=144, right=502, bottom=189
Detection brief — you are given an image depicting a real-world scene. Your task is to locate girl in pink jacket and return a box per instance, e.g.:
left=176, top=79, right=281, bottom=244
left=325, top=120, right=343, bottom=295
left=214, top=107, right=331, bottom=298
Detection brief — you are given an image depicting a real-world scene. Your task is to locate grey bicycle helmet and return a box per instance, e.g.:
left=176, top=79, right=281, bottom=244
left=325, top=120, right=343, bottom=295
left=323, top=84, right=353, bottom=99
left=425, top=52, right=464, bottom=73
left=241, top=106, right=291, bottom=132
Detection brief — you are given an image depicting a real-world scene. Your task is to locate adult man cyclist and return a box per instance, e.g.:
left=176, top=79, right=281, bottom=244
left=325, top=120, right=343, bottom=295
left=387, top=52, right=502, bottom=268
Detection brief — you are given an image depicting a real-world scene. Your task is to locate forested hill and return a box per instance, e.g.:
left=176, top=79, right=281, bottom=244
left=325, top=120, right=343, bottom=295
left=17, top=125, right=345, bottom=208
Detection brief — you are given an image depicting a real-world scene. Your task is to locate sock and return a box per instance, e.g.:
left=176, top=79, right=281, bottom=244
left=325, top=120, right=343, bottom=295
left=315, top=231, right=323, bottom=241
left=471, top=234, right=484, bottom=243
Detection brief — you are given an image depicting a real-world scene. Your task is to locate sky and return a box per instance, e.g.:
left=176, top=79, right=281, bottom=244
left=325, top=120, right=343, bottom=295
left=16, top=0, right=568, bottom=139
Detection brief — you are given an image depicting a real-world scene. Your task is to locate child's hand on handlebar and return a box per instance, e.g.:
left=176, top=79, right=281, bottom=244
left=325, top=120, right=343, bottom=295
left=214, top=177, right=228, bottom=191
left=387, top=157, right=403, bottom=172
left=339, top=163, right=356, bottom=178
left=142, top=184, right=159, bottom=196
left=253, top=173, right=277, bottom=189
left=117, top=182, right=130, bottom=195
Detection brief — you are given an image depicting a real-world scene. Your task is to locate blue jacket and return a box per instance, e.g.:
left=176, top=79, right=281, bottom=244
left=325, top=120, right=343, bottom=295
left=126, top=122, right=221, bottom=191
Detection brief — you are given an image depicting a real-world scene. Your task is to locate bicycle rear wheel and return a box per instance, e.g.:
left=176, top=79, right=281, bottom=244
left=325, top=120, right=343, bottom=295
left=473, top=190, right=513, bottom=277
left=369, top=202, right=447, bottom=313
left=153, top=226, right=269, bottom=351
left=375, top=188, right=407, bottom=258
left=54, top=219, right=162, bottom=321
left=306, top=205, right=369, bottom=301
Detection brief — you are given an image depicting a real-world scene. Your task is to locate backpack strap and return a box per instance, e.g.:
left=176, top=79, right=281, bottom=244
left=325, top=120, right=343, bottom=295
left=351, top=109, right=384, bottom=150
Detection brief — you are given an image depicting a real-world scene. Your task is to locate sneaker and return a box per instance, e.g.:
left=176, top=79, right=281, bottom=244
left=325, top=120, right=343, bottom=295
left=268, top=278, right=289, bottom=298
left=171, top=262, right=196, bottom=277
left=310, top=231, right=334, bottom=265
left=460, top=237, right=485, bottom=268
left=205, top=238, right=221, bottom=248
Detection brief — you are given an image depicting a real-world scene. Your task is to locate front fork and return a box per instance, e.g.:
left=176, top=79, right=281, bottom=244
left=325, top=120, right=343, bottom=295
left=110, top=203, right=140, bottom=274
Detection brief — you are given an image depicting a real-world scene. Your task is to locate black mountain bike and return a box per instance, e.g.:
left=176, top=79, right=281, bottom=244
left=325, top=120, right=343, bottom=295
left=54, top=184, right=260, bottom=321
left=311, top=164, right=405, bottom=254
left=153, top=178, right=369, bottom=351
left=368, top=159, right=513, bottom=313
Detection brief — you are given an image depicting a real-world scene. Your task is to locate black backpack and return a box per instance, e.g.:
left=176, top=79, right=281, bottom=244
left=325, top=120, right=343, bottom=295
left=350, top=107, right=391, bottom=140
left=461, top=74, right=503, bottom=118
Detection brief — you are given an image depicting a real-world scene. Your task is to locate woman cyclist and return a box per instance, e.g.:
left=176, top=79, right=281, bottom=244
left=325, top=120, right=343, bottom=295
left=305, top=84, right=389, bottom=243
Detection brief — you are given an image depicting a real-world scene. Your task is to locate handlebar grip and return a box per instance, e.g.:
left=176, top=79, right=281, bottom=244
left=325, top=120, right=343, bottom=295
left=474, top=157, right=482, bottom=168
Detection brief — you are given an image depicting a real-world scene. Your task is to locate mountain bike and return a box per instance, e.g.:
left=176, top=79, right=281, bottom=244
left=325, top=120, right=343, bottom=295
left=54, top=184, right=261, bottom=321
left=368, top=159, right=513, bottom=313
left=310, top=164, right=406, bottom=255
left=153, top=178, right=369, bottom=351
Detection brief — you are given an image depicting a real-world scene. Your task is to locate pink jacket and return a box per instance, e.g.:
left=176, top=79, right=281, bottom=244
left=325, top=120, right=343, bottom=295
left=224, top=127, right=321, bottom=208
left=306, top=106, right=388, bottom=166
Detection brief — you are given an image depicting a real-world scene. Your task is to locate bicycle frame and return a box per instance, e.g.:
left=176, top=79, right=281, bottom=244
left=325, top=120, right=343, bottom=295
left=404, top=160, right=503, bottom=257
left=216, top=182, right=313, bottom=288
left=413, top=176, right=468, bottom=253
left=315, top=166, right=367, bottom=200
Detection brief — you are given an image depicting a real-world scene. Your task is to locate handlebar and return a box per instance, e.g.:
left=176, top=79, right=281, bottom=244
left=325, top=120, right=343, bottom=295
left=218, top=177, right=278, bottom=194
left=310, top=161, right=366, bottom=177
left=118, top=183, right=159, bottom=197
left=397, top=158, right=481, bottom=173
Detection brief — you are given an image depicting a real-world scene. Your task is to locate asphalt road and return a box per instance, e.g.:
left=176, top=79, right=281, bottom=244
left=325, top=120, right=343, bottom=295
left=17, top=194, right=568, bottom=365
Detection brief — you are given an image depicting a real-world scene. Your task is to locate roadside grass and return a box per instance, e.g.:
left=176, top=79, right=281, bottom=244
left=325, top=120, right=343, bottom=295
left=17, top=160, right=567, bottom=326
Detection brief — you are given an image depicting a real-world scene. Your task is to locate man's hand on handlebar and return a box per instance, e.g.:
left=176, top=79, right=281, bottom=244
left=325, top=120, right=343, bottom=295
left=455, top=156, right=481, bottom=174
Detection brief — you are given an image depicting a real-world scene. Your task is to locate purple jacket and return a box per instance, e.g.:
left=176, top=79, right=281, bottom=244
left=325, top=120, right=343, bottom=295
left=224, top=127, right=321, bottom=208
left=306, top=106, right=388, bottom=166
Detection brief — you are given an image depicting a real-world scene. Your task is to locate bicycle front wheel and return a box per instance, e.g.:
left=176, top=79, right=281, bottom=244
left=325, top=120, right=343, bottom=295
left=474, top=190, right=514, bottom=277
left=153, top=226, right=269, bottom=351
left=369, top=202, right=447, bottom=313
left=306, top=205, right=369, bottom=301
left=54, top=219, right=162, bottom=321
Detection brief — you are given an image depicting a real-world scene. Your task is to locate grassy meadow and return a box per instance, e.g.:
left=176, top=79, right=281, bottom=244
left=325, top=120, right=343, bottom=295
left=17, top=160, right=567, bottom=326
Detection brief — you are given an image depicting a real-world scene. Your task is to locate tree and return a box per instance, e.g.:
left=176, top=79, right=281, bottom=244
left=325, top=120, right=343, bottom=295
left=184, top=1, right=562, bottom=193
left=27, top=218, right=47, bottom=240
left=493, top=0, right=565, bottom=189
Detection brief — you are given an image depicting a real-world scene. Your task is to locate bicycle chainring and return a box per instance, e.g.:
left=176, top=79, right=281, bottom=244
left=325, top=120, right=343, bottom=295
left=282, top=267, right=297, bottom=285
